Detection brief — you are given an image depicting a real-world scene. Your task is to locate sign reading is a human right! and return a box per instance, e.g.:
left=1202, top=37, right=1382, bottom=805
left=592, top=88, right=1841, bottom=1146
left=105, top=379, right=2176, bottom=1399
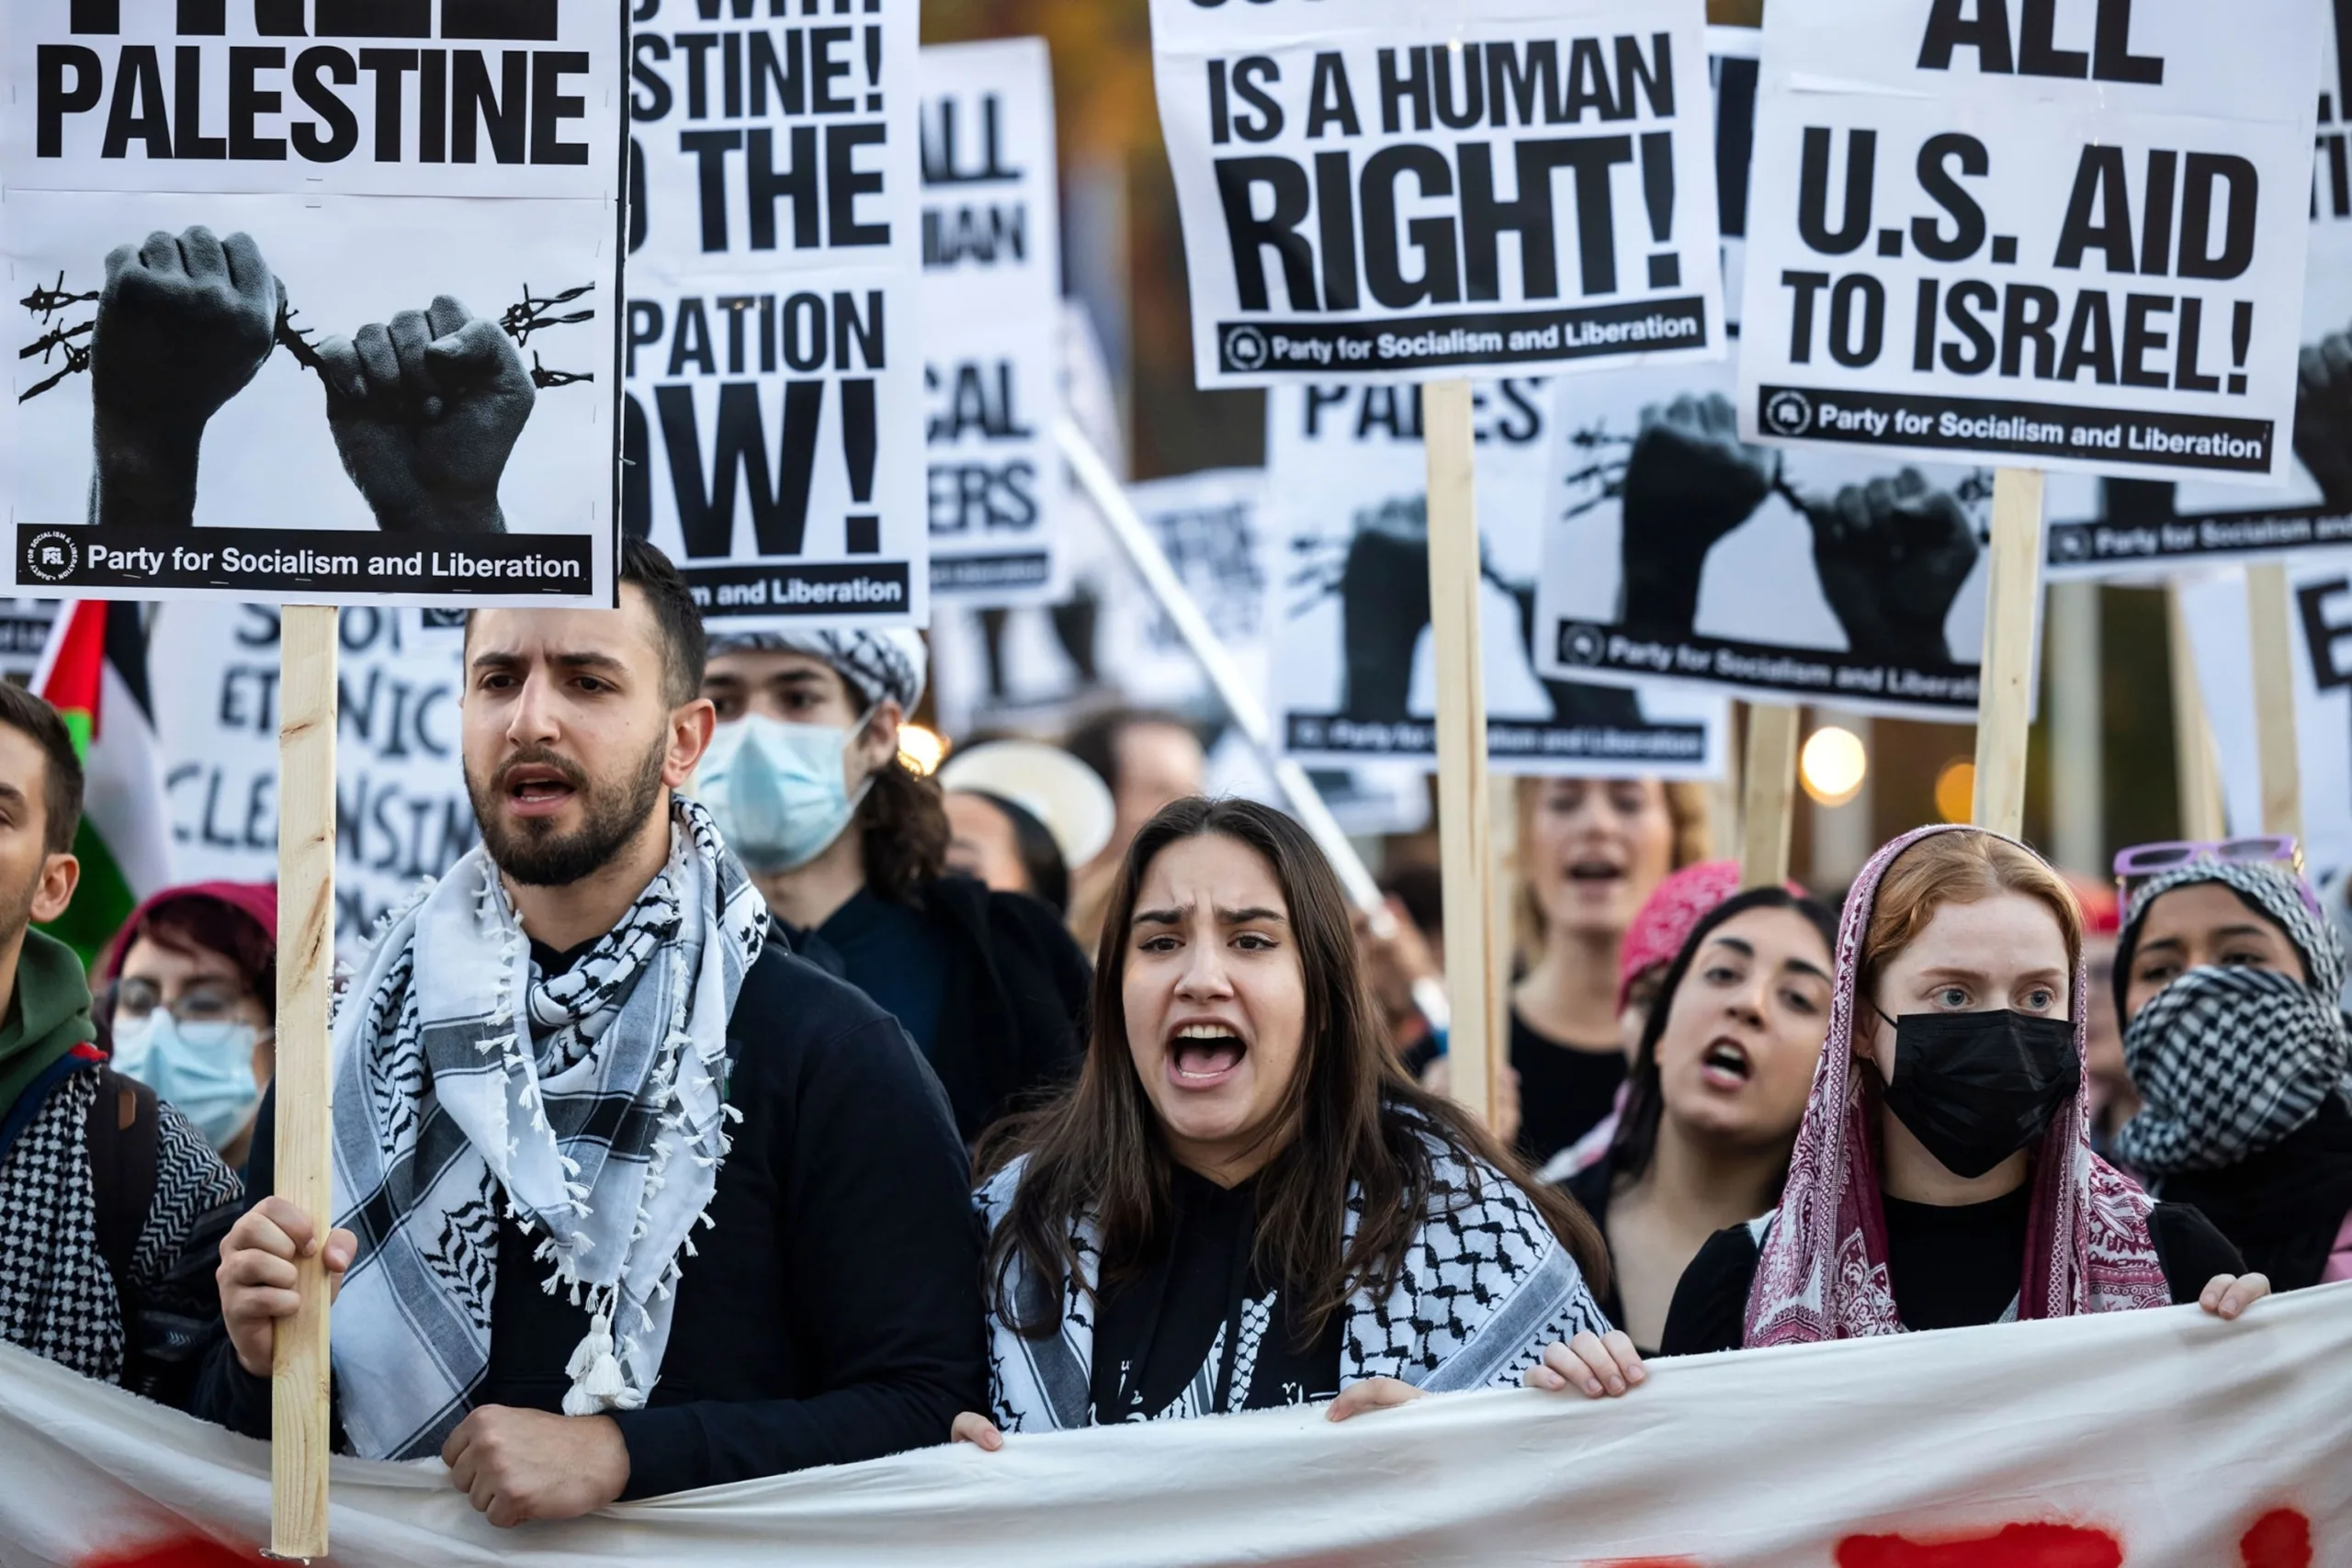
left=1739, top=0, right=2327, bottom=484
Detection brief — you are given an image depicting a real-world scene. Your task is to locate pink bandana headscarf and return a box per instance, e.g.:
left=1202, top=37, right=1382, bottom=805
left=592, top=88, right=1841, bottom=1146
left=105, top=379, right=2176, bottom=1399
left=1617, top=861, right=1745, bottom=1013
left=1744, top=825, right=2170, bottom=1347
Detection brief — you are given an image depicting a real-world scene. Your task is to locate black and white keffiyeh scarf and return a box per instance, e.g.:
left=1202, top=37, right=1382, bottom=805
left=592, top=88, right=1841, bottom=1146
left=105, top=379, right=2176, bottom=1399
left=975, top=1124, right=1611, bottom=1432
left=328, top=796, right=768, bottom=1461
left=2115, top=861, right=2352, bottom=1176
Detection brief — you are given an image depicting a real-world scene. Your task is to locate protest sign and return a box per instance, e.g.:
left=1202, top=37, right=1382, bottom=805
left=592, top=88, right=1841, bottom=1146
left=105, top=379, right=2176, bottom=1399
left=1738, top=0, right=2325, bottom=484
left=6, top=1283, right=2349, bottom=1566
left=625, top=0, right=923, bottom=626
left=1150, top=0, right=1724, bottom=388
left=2045, top=0, right=2352, bottom=574
left=1532, top=346, right=1996, bottom=718
left=1713, top=28, right=1759, bottom=331
left=146, top=603, right=473, bottom=958
left=0, top=600, right=60, bottom=682
left=922, top=39, right=1063, bottom=607
left=6, top=0, right=623, bottom=604
left=1269, top=379, right=1728, bottom=775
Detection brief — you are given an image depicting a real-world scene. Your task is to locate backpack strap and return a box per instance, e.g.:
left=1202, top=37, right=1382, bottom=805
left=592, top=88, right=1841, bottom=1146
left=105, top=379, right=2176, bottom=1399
left=85, top=1068, right=162, bottom=1286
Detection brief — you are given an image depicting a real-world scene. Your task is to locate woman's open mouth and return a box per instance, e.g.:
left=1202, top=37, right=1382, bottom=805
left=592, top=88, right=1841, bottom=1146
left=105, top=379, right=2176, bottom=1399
left=1700, top=1038, right=1753, bottom=1090
left=1168, top=1021, right=1248, bottom=1090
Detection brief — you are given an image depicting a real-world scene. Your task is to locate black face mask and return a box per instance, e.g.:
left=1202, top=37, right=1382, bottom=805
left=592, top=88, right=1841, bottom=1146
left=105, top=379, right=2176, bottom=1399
left=1875, top=1009, right=2081, bottom=1179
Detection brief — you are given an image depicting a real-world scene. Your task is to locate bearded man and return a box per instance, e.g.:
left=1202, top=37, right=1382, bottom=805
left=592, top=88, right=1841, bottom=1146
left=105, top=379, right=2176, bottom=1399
left=198, top=540, right=983, bottom=1525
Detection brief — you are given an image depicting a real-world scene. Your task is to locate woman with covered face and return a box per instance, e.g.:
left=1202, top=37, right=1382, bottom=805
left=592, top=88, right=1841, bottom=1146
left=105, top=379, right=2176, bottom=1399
left=954, top=797, right=1640, bottom=1443
left=1563, top=886, right=1838, bottom=1353
left=2112, top=857, right=2352, bottom=1292
left=1661, top=827, right=2268, bottom=1355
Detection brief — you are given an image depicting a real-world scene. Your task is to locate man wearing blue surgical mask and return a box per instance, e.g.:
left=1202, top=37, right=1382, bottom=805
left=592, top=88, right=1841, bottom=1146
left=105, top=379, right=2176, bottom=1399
left=699, top=632, right=1090, bottom=1143
left=100, top=882, right=277, bottom=1170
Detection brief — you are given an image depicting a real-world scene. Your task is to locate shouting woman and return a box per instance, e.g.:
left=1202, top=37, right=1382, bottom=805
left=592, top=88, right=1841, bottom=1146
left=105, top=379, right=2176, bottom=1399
left=1662, top=826, right=2268, bottom=1354
left=956, top=797, right=1641, bottom=1442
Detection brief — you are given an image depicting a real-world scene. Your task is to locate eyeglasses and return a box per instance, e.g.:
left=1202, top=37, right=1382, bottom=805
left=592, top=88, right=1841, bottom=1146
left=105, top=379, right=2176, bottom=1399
left=105, top=980, right=255, bottom=1044
left=2111, top=836, right=2319, bottom=916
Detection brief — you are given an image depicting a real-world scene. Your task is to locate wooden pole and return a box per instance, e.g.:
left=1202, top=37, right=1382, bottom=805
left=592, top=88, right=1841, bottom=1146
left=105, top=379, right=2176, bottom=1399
left=2045, top=580, right=2104, bottom=874
left=271, top=605, right=336, bottom=1562
left=1487, top=773, right=1519, bottom=1089
left=2165, top=583, right=2227, bottom=841
left=1424, top=378, right=1494, bottom=1126
left=1972, top=468, right=2044, bottom=837
left=1738, top=702, right=1800, bottom=888
left=2245, top=562, right=2304, bottom=842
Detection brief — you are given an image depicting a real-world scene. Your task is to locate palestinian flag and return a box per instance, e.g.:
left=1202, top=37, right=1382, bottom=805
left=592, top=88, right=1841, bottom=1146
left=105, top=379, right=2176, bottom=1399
left=30, top=603, right=172, bottom=971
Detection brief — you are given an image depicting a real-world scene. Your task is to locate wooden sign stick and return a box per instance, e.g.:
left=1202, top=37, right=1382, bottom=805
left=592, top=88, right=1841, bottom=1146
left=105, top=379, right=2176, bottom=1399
left=1738, top=703, right=1801, bottom=888
left=2164, top=583, right=2226, bottom=840
left=270, top=605, right=337, bottom=1562
left=2245, top=562, right=2304, bottom=843
left=1423, top=378, right=1495, bottom=1126
left=1971, top=468, right=2045, bottom=837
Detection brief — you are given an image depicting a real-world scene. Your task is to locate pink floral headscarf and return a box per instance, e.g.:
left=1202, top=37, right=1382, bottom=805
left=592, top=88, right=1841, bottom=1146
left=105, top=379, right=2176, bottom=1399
left=1617, top=861, right=1745, bottom=1013
left=1744, top=825, right=2170, bottom=1347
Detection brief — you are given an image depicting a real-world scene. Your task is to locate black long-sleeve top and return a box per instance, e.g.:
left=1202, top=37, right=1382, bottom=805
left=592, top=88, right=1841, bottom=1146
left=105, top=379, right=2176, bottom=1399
left=192, top=940, right=987, bottom=1499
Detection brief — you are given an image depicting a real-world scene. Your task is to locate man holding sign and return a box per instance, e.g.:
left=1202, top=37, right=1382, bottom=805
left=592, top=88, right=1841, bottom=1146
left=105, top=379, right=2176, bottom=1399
left=196, top=543, right=984, bottom=1524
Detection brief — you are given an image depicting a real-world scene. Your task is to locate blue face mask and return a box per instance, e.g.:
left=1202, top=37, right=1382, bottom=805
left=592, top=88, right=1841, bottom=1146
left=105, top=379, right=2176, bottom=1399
left=110, top=1011, right=264, bottom=1152
left=695, top=710, right=876, bottom=874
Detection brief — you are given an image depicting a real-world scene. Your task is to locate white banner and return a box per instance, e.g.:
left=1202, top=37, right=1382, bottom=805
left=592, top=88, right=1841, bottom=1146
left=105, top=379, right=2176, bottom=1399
left=1738, top=0, right=2326, bottom=484
left=2045, top=0, right=2352, bottom=576
left=5, top=1287, right=2349, bottom=1565
left=921, top=39, right=1064, bottom=608
left=5, top=0, right=624, bottom=606
left=1268, top=380, right=1728, bottom=775
left=146, top=603, right=470, bottom=957
left=1532, top=345, right=1996, bottom=718
left=1150, top=0, right=1724, bottom=389
left=625, top=0, right=924, bottom=627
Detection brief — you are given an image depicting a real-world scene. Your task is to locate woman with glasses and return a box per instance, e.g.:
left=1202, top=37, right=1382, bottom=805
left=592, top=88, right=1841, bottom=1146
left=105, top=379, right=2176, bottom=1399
left=2110, top=842, right=2352, bottom=1292
left=1658, top=826, right=2268, bottom=1354
left=100, top=883, right=277, bottom=1169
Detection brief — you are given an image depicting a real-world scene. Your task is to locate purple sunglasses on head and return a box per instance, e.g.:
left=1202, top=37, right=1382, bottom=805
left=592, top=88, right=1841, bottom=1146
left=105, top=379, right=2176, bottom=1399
left=2112, top=836, right=2320, bottom=917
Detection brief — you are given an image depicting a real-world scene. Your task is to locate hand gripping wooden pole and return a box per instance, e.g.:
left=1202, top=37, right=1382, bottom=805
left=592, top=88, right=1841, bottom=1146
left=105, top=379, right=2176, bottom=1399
left=1738, top=703, right=1801, bottom=888
left=2245, top=562, right=2304, bottom=843
left=1423, top=379, right=1494, bottom=1126
left=1972, top=468, right=2045, bottom=837
left=270, top=605, right=337, bottom=1562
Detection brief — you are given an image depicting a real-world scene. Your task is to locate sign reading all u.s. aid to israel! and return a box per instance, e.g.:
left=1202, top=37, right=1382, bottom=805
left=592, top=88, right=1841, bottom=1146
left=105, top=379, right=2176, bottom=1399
left=1150, top=0, right=1724, bottom=389
left=6, top=0, right=626, bottom=606
left=1738, top=0, right=2328, bottom=485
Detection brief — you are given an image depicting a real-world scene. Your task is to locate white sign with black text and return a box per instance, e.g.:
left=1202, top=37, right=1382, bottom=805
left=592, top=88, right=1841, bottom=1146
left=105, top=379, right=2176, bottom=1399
left=1150, top=0, right=1724, bottom=388
left=626, top=0, right=924, bottom=627
left=6, top=0, right=625, bottom=605
left=1739, top=0, right=2326, bottom=483
left=921, top=39, right=1063, bottom=607
left=1270, top=380, right=1728, bottom=775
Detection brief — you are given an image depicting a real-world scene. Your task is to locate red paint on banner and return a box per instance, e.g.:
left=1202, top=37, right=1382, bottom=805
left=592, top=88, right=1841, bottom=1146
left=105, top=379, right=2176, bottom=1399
left=78, top=1538, right=265, bottom=1568
left=1837, top=1522, right=2123, bottom=1568
left=2240, top=1510, right=2313, bottom=1568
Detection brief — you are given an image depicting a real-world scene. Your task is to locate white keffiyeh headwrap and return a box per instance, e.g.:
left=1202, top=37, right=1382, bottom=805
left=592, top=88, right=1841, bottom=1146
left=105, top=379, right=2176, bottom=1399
left=327, top=796, right=769, bottom=1461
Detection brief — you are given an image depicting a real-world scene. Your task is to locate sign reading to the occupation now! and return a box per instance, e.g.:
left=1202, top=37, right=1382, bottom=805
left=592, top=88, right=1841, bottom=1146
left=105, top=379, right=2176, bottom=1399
left=1150, top=0, right=1724, bottom=388
left=5, top=0, right=625, bottom=606
left=1739, top=0, right=2327, bottom=484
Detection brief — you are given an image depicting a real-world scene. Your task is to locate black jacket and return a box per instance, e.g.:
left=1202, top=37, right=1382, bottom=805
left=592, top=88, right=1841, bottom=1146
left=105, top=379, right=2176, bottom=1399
left=192, top=940, right=987, bottom=1498
left=802, top=874, right=1091, bottom=1143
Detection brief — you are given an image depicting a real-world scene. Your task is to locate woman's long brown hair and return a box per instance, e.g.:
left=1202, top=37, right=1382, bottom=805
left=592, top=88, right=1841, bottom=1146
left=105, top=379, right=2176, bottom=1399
left=977, top=796, right=1608, bottom=1339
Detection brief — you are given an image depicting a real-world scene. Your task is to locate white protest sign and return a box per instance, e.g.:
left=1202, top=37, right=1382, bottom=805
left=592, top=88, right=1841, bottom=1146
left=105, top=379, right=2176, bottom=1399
left=1270, top=380, right=1728, bottom=776
left=2045, top=0, right=2352, bottom=574
left=1738, top=0, right=2326, bottom=485
left=147, top=603, right=472, bottom=955
left=7, top=1284, right=2352, bottom=1566
left=1713, top=28, right=1760, bottom=333
left=921, top=39, right=1063, bottom=608
left=626, top=0, right=923, bottom=627
left=0, top=600, right=59, bottom=682
left=1150, top=0, right=1724, bottom=389
left=6, top=0, right=622, bottom=605
left=1534, top=345, right=1996, bottom=719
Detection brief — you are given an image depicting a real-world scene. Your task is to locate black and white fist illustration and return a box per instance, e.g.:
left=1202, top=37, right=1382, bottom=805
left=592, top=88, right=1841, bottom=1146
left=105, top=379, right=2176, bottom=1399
left=2294, top=328, right=2352, bottom=513
left=87, top=226, right=280, bottom=527
left=1800, top=468, right=1979, bottom=666
left=316, top=294, right=534, bottom=535
left=1617, top=392, right=1780, bottom=634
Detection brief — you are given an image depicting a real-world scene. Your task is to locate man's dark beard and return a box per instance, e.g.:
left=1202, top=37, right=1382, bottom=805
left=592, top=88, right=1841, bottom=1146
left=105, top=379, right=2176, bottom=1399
left=469, top=739, right=669, bottom=887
